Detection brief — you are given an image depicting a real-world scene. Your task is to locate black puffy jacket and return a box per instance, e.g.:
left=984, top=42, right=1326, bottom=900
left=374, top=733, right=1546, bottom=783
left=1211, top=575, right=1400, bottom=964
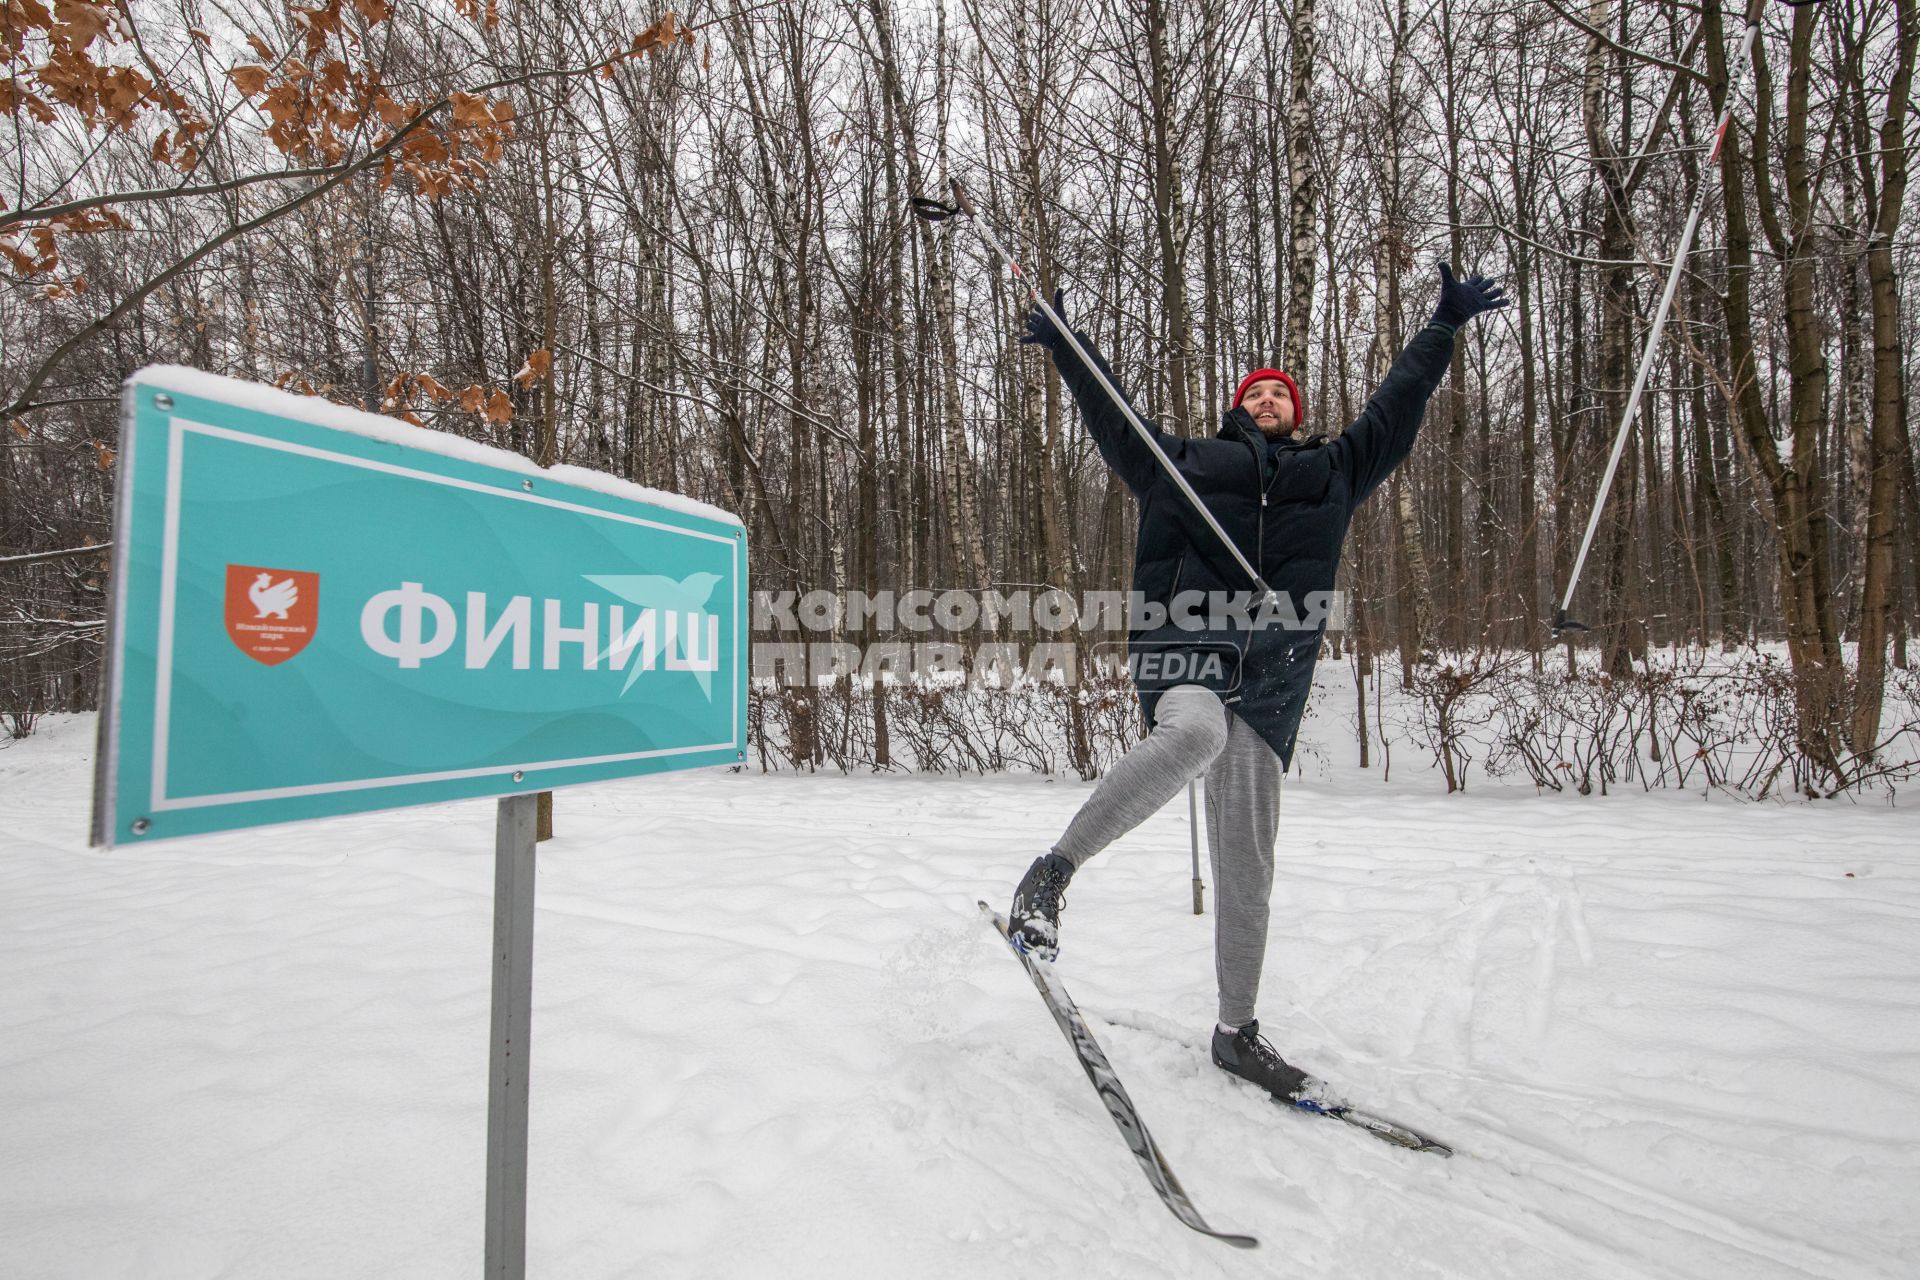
left=1055, top=322, right=1458, bottom=767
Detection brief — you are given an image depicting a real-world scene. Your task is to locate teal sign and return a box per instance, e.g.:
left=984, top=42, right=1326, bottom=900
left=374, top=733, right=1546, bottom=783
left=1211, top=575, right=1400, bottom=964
left=93, top=368, right=747, bottom=846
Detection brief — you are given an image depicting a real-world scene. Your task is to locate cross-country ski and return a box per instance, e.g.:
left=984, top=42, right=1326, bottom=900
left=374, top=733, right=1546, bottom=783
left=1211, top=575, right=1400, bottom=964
left=980, top=900, right=1259, bottom=1249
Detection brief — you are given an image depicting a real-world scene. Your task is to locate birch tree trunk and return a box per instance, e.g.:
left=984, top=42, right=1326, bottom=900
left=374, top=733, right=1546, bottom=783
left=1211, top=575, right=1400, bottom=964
left=863, top=0, right=991, bottom=609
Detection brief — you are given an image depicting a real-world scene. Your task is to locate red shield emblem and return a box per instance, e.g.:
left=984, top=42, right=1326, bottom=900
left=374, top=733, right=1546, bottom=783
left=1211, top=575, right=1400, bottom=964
left=225, top=565, right=319, bottom=666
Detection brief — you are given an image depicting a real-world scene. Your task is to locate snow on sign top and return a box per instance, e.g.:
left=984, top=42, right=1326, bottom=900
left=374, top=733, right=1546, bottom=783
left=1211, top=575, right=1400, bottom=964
left=130, top=365, right=743, bottom=529
left=94, top=366, right=748, bottom=847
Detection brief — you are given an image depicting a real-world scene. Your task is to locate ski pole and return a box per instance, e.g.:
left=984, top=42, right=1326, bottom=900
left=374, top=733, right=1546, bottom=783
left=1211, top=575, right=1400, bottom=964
left=1188, top=780, right=1204, bottom=915
left=1553, top=0, right=1767, bottom=635
left=910, top=181, right=1280, bottom=606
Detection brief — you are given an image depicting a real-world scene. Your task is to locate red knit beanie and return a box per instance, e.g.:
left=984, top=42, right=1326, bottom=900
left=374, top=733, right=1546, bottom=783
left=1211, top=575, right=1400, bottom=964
left=1231, top=368, right=1304, bottom=428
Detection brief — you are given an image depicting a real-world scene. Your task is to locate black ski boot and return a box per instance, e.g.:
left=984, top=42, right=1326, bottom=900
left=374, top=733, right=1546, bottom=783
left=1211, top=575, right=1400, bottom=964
left=1008, top=853, right=1075, bottom=961
left=1211, top=1020, right=1314, bottom=1102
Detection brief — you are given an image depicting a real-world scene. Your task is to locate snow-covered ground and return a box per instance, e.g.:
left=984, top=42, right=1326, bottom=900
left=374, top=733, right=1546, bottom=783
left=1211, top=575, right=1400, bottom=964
left=3, top=714, right=1917, bottom=1279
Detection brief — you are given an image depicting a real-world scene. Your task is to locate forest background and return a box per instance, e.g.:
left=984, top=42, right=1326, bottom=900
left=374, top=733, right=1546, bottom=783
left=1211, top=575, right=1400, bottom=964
left=3, top=0, right=1917, bottom=796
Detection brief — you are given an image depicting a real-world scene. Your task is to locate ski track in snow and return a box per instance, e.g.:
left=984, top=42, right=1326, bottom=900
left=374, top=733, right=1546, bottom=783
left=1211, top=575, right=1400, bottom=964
left=3, top=715, right=1918, bottom=1278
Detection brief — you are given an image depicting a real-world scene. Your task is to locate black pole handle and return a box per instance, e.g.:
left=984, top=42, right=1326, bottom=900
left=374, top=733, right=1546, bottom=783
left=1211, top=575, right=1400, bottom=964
left=1551, top=608, right=1590, bottom=635
left=908, top=195, right=958, bottom=222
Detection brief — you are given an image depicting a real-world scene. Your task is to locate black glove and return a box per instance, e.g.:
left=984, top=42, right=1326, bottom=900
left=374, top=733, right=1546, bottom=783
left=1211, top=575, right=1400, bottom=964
left=1430, top=263, right=1508, bottom=328
left=1019, top=287, right=1069, bottom=351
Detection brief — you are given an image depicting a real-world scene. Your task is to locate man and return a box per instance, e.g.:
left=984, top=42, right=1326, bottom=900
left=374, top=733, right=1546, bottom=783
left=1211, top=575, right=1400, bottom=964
left=1007, top=264, right=1507, bottom=1101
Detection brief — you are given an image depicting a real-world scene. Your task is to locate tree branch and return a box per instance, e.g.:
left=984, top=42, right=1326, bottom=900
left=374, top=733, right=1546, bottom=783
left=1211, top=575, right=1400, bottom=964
left=1, top=164, right=357, bottom=232
left=0, top=544, right=110, bottom=568
left=2, top=48, right=657, bottom=422
left=1541, top=0, right=1709, bottom=85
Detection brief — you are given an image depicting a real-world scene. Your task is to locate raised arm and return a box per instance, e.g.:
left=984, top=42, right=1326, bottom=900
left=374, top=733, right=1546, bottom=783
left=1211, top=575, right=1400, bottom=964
left=1331, top=323, right=1456, bottom=505
left=1331, top=264, right=1507, bottom=505
left=1022, top=289, right=1178, bottom=497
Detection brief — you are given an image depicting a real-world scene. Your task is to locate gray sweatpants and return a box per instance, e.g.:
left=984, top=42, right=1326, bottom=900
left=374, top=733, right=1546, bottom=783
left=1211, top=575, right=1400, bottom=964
left=1051, top=684, right=1281, bottom=1027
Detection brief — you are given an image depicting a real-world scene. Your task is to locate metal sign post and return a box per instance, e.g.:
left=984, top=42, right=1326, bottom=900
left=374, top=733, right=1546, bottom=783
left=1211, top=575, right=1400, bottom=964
left=486, top=793, right=538, bottom=1280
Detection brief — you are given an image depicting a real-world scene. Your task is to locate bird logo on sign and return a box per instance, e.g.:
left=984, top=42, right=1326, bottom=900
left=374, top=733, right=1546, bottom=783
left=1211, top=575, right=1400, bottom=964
left=225, top=564, right=319, bottom=665
left=248, top=572, right=299, bottom=620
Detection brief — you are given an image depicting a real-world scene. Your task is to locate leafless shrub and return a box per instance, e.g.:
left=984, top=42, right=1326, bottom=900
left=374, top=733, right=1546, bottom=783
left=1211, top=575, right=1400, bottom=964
left=746, top=672, right=1147, bottom=776
left=1486, top=668, right=1578, bottom=792
left=1402, top=656, right=1509, bottom=792
left=1476, top=652, right=1920, bottom=800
